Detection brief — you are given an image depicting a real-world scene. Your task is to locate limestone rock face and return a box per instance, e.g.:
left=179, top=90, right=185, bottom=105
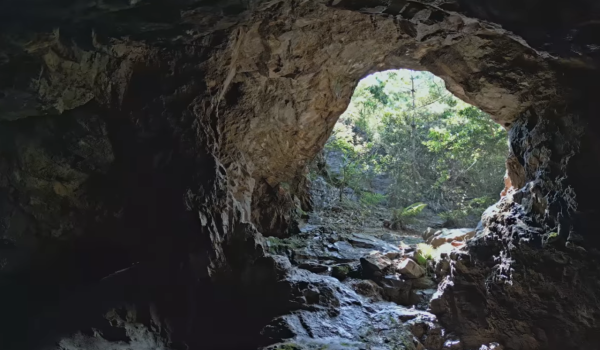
left=0, top=0, right=600, bottom=349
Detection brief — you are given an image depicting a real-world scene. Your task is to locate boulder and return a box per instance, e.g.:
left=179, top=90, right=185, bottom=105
left=298, top=262, right=329, bottom=273
left=385, top=251, right=402, bottom=260
left=360, top=252, right=393, bottom=278
left=429, top=289, right=447, bottom=315
left=286, top=230, right=405, bottom=269
left=349, top=279, right=384, bottom=300
left=380, top=232, right=424, bottom=246
left=394, top=258, right=426, bottom=279
left=242, top=255, right=292, bottom=288
left=261, top=268, right=421, bottom=349
left=302, top=286, right=321, bottom=304
left=412, top=277, right=437, bottom=290
left=331, top=264, right=351, bottom=280
left=423, top=326, right=445, bottom=350
left=410, top=289, right=437, bottom=309
left=405, top=314, right=438, bottom=338
left=380, top=274, right=412, bottom=305
left=427, top=228, right=476, bottom=248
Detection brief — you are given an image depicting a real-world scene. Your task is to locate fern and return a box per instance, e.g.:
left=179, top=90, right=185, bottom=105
left=391, top=202, right=427, bottom=229
left=402, top=202, right=427, bottom=217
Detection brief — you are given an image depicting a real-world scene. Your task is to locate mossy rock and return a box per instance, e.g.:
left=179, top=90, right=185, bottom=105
left=266, top=236, right=307, bottom=255
left=331, top=265, right=351, bottom=280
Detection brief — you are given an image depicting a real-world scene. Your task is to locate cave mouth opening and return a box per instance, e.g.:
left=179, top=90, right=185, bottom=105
left=303, top=69, right=508, bottom=235
left=265, top=69, right=509, bottom=314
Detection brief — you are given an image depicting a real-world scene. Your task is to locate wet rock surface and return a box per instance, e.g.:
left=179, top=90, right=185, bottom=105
left=262, top=226, right=464, bottom=350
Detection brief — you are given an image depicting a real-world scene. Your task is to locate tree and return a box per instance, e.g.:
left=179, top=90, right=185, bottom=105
left=323, top=69, right=507, bottom=224
left=325, top=128, right=376, bottom=203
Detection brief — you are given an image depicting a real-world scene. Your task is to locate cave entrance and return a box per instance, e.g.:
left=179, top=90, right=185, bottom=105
left=308, top=69, right=508, bottom=235
left=266, top=70, right=508, bottom=310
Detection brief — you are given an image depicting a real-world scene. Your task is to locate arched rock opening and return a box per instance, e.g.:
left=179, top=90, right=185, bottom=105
left=1, top=0, right=600, bottom=349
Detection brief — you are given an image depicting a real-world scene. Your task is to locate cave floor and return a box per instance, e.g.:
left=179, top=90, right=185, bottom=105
left=261, top=206, right=484, bottom=350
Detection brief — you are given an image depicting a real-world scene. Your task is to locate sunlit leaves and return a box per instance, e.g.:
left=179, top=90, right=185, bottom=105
left=327, top=69, right=508, bottom=214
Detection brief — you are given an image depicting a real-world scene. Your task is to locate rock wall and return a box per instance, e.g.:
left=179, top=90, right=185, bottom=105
left=222, top=0, right=561, bottom=235
left=434, top=69, right=600, bottom=349
left=0, top=0, right=600, bottom=349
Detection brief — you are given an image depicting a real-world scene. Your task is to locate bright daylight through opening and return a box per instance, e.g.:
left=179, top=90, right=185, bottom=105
left=304, top=68, right=508, bottom=249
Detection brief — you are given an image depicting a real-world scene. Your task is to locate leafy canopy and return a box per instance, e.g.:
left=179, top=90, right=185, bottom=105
left=324, top=69, right=508, bottom=225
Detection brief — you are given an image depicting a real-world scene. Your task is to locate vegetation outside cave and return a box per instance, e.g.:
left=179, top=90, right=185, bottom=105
left=308, top=69, right=508, bottom=232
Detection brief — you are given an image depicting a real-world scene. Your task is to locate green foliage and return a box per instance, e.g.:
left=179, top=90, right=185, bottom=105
left=415, top=243, right=435, bottom=265
left=401, top=202, right=428, bottom=217
left=360, top=192, right=387, bottom=206
left=544, top=231, right=560, bottom=246
left=391, top=202, right=427, bottom=229
left=440, top=196, right=496, bottom=227
left=307, top=169, right=319, bottom=181
left=367, top=80, right=390, bottom=105
left=266, top=236, right=307, bottom=255
left=333, top=265, right=350, bottom=274
left=415, top=242, right=454, bottom=264
left=325, top=123, right=378, bottom=203
left=326, top=69, right=507, bottom=223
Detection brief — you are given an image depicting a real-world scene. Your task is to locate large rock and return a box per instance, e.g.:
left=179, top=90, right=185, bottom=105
left=428, top=228, right=476, bottom=248
left=410, top=289, right=438, bottom=310
left=413, top=277, right=437, bottom=290
left=360, top=252, right=393, bottom=278
left=349, top=279, right=384, bottom=301
left=395, top=258, right=426, bottom=279
left=380, top=274, right=413, bottom=305
left=331, top=263, right=358, bottom=281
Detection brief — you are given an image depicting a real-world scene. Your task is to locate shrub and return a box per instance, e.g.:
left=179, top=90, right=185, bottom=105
left=415, top=242, right=455, bottom=265
left=391, top=202, right=427, bottom=230
left=441, top=196, right=495, bottom=227
left=415, top=243, right=435, bottom=265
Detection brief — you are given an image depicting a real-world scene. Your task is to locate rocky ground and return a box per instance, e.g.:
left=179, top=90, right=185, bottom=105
left=259, top=205, right=491, bottom=350
left=307, top=173, right=450, bottom=237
